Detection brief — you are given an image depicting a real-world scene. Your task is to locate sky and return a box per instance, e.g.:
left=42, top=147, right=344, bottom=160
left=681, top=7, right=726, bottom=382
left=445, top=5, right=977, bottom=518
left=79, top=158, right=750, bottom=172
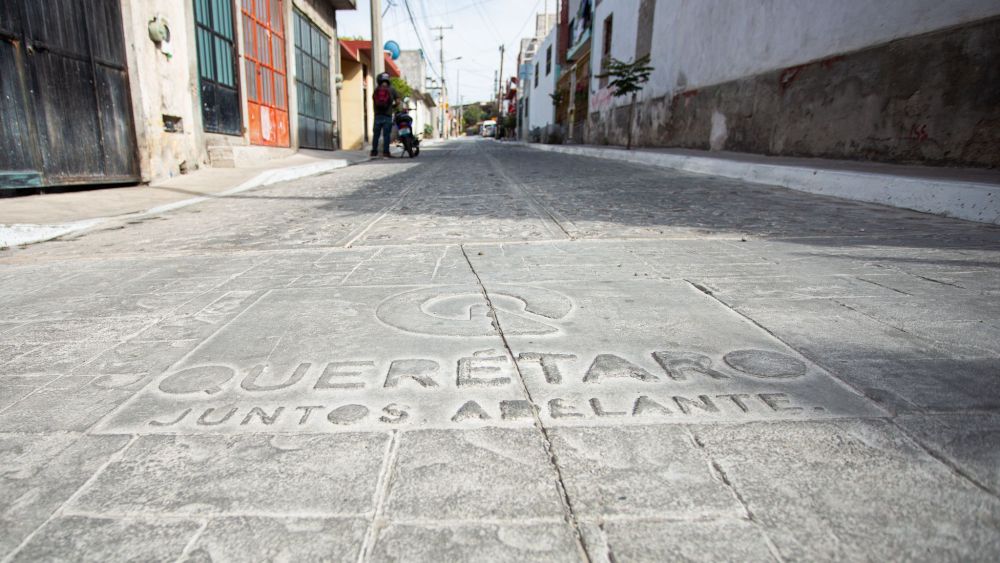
left=337, top=0, right=557, bottom=105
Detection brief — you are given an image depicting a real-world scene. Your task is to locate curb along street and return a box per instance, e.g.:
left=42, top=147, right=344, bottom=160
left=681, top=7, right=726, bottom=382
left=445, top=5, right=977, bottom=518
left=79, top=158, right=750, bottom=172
left=0, top=157, right=359, bottom=250
left=515, top=142, right=1000, bottom=225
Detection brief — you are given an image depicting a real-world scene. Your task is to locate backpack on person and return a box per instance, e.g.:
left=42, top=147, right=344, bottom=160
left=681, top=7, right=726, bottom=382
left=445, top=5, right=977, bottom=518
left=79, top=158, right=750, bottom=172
left=374, top=85, right=392, bottom=111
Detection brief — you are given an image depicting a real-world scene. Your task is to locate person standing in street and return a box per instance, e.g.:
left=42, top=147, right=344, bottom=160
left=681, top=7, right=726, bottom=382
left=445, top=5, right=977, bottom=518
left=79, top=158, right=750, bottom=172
left=371, top=73, right=399, bottom=158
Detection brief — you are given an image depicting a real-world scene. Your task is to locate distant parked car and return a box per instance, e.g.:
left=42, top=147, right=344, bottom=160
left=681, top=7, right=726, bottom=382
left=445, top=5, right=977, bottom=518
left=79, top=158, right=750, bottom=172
left=481, top=120, right=496, bottom=138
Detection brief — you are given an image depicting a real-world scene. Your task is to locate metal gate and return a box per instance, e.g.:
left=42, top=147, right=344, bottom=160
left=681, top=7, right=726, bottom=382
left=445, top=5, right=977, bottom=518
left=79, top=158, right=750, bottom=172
left=241, top=0, right=290, bottom=147
left=195, top=0, right=242, bottom=136
left=293, top=10, right=334, bottom=150
left=0, top=0, right=139, bottom=189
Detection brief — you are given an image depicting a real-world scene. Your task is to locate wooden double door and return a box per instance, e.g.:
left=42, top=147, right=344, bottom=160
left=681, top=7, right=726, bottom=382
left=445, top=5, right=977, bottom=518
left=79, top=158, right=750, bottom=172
left=0, top=0, right=139, bottom=189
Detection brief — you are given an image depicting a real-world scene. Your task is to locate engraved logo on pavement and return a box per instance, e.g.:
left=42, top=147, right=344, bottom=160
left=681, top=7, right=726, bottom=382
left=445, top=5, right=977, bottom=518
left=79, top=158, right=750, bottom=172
left=375, top=285, right=573, bottom=337
left=93, top=283, right=883, bottom=435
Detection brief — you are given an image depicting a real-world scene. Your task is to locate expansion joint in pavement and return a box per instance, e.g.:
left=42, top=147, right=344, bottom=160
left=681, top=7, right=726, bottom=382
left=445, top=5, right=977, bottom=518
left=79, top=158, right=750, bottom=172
left=2, top=435, right=140, bottom=563
left=459, top=244, right=593, bottom=563
left=173, top=520, right=209, bottom=563
left=683, top=278, right=891, bottom=418
left=684, top=278, right=1000, bottom=503
left=358, top=430, right=402, bottom=563
left=891, top=421, right=1000, bottom=499
left=687, top=427, right=786, bottom=563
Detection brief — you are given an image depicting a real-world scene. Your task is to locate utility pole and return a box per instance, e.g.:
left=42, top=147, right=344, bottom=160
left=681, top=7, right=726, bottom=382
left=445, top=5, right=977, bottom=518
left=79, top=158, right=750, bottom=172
left=496, top=44, right=505, bottom=138
left=431, top=25, right=453, bottom=139
left=457, top=69, right=462, bottom=135
left=370, top=0, right=384, bottom=77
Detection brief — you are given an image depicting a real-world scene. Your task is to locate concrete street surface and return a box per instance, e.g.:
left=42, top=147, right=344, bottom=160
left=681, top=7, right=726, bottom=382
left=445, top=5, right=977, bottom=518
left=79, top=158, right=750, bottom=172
left=1, top=139, right=999, bottom=561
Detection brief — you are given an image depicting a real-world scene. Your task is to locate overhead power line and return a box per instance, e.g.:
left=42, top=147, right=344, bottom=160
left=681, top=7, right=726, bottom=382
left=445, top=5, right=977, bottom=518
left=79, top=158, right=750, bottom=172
left=401, top=0, right=442, bottom=80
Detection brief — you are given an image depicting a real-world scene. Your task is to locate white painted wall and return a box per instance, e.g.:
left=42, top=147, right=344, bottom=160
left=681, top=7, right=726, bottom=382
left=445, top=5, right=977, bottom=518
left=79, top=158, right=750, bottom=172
left=590, top=0, right=1000, bottom=113
left=527, top=28, right=558, bottom=132
left=409, top=96, right=434, bottom=138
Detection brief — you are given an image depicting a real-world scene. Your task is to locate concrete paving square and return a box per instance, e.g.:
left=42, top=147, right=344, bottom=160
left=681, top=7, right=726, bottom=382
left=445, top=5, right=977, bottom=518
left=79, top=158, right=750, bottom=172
left=693, top=419, right=1000, bottom=561
left=187, top=517, right=369, bottom=562
left=10, top=516, right=200, bottom=563
left=70, top=434, right=389, bottom=517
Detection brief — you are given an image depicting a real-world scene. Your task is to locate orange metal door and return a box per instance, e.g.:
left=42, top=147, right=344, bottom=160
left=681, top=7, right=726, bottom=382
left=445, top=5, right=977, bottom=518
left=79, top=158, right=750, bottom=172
left=241, top=0, right=289, bottom=146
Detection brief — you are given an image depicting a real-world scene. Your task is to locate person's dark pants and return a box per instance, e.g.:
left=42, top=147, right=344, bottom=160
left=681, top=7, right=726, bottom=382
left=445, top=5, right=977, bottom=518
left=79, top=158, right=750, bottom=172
left=373, top=114, right=393, bottom=155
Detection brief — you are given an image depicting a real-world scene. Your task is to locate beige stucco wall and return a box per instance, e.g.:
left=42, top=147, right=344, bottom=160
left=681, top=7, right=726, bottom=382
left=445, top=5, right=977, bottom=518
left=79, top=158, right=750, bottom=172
left=339, top=53, right=374, bottom=151
left=120, top=0, right=207, bottom=183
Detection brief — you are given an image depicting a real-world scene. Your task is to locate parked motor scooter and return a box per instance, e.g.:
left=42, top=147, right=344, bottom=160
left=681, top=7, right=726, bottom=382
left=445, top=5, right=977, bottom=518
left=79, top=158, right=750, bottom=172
left=393, top=106, right=420, bottom=158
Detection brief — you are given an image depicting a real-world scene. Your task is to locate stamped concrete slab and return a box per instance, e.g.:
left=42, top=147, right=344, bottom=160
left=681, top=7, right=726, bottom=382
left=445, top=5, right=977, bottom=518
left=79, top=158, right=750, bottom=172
left=93, top=277, right=881, bottom=435
left=0, top=433, right=130, bottom=554
left=386, top=428, right=564, bottom=520
left=1, top=341, right=118, bottom=376
left=0, top=342, right=43, bottom=366
left=897, top=413, right=1000, bottom=492
left=496, top=280, right=883, bottom=427
left=464, top=242, right=661, bottom=283
left=70, top=434, right=388, bottom=517
left=548, top=426, right=740, bottom=518
left=826, top=357, right=1000, bottom=413
left=0, top=373, right=157, bottom=431
left=725, top=298, right=954, bottom=363
left=341, top=246, right=477, bottom=286
left=372, top=522, right=580, bottom=563
left=132, top=291, right=263, bottom=342
left=186, top=517, right=368, bottom=562
left=73, top=339, right=200, bottom=376
left=0, top=375, right=59, bottom=411
left=693, top=419, right=1000, bottom=561
left=10, top=516, right=199, bottom=563
left=3, top=317, right=158, bottom=344
left=93, top=285, right=526, bottom=434
left=581, top=519, right=775, bottom=563
left=697, top=274, right=907, bottom=302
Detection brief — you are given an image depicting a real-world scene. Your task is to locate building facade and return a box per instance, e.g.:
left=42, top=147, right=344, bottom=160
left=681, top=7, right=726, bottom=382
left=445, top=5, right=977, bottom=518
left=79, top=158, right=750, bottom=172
left=524, top=16, right=561, bottom=142
left=585, top=0, right=1000, bottom=167
left=1, top=0, right=356, bottom=190
left=396, top=49, right=439, bottom=140
left=516, top=13, right=557, bottom=140
left=338, top=40, right=400, bottom=151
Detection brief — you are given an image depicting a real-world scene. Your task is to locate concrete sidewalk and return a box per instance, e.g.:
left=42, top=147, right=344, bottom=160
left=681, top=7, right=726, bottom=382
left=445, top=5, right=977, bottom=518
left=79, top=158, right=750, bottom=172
left=517, top=142, right=1000, bottom=225
left=0, top=149, right=371, bottom=248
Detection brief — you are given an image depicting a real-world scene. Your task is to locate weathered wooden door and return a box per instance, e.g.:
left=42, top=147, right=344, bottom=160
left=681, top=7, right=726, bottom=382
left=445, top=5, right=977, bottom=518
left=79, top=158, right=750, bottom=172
left=241, top=0, right=290, bottom=147
left=293, top=10, right=334, bottom=150
left=0, top=0, right=139, bottom=189
left=195, top=0, right=242, bottom=135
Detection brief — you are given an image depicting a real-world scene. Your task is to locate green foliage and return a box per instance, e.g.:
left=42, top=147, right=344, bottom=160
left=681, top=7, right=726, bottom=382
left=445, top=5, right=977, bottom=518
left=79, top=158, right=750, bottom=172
left=463, top=103, right=483, bottom=127
left=597, top=55, right=654, bottom=98
left=423, top=123, right=433, bottom=136
left=390, top=77, right=414, bottom=100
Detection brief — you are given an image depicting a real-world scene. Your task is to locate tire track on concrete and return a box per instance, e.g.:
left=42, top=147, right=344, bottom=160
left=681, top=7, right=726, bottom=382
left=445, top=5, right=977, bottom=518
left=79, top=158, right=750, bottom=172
left=340, top=146, right=459, bottom=248
left=483, top=148, right=575, bottom=240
